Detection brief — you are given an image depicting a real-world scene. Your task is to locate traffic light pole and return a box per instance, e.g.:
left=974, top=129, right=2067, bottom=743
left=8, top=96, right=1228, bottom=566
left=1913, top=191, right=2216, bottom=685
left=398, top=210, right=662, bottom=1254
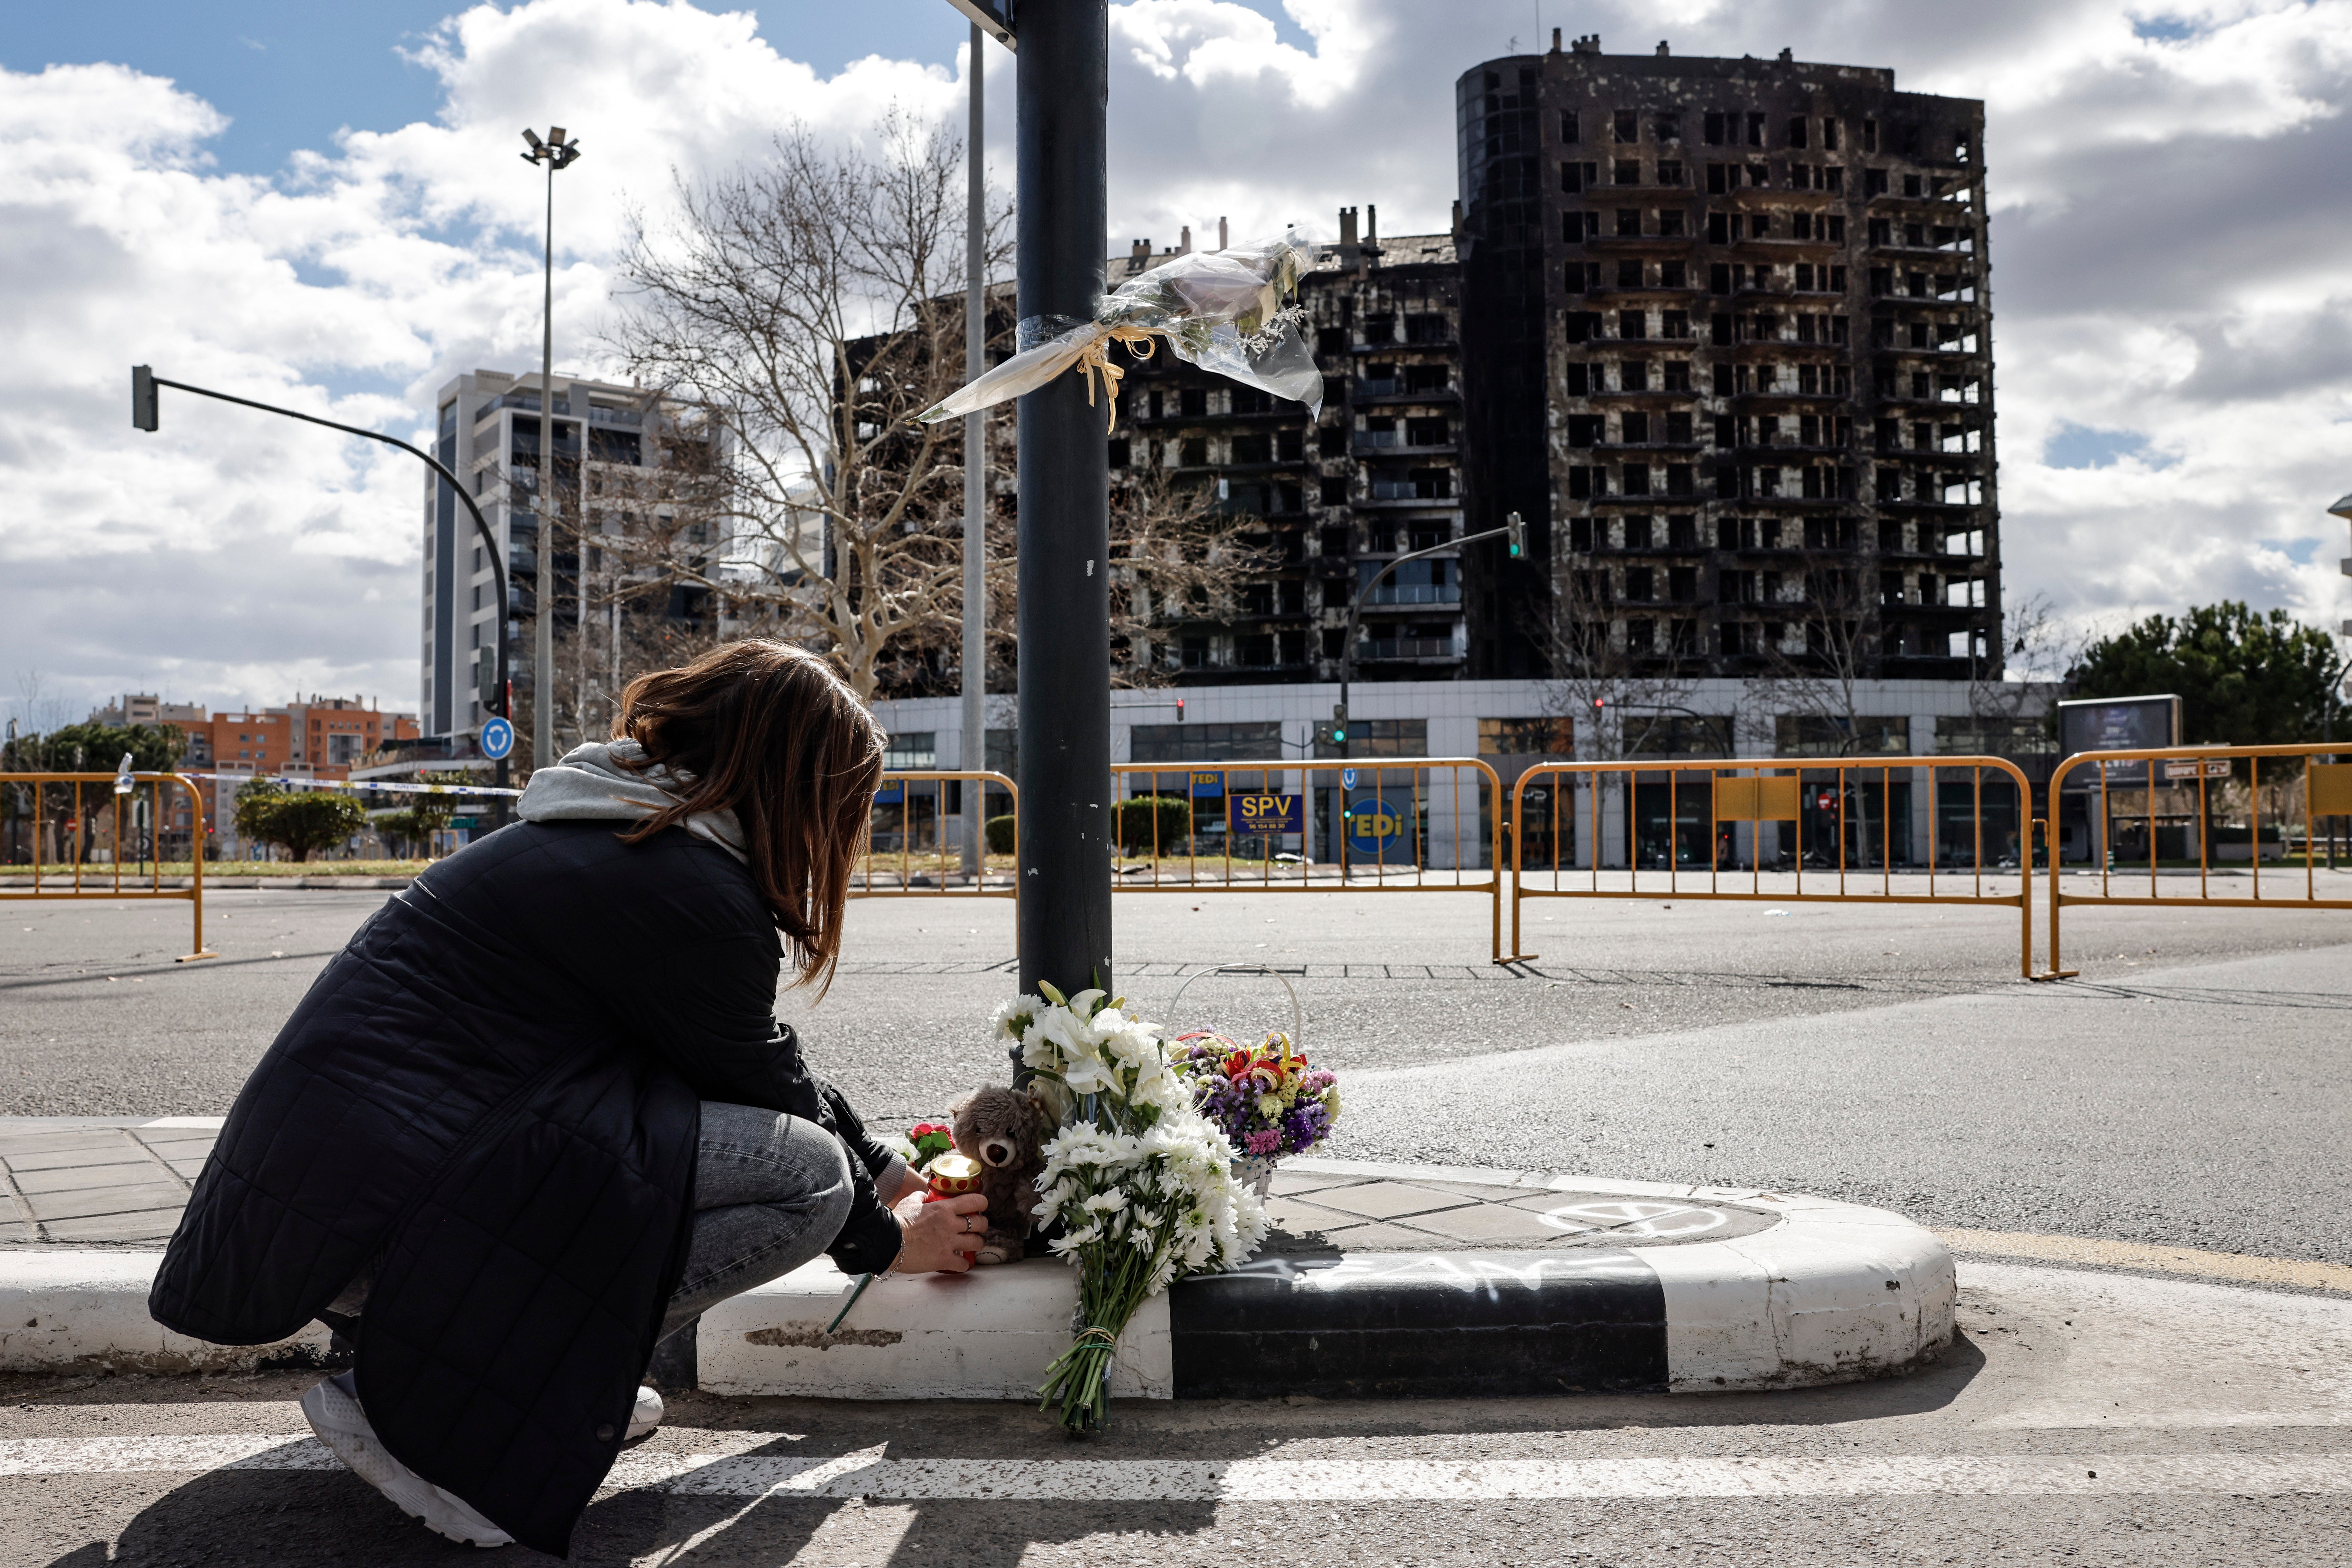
left=1013, top=0, right=1113, bottom=1003
left=1334, top=512, right=1524, bottom=761
left=130, top=370, right=511, bottom=814
left=1331, top=512, right=1522, bottom=879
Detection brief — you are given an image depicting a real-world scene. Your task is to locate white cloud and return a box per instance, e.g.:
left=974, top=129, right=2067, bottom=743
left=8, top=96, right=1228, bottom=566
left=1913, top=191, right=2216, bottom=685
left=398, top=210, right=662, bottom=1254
left=4, top=0, right=2352, bottom=726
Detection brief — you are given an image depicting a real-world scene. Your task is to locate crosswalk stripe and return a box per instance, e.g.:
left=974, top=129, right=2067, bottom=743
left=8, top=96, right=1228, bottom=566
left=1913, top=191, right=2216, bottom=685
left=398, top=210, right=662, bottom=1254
left=3, top=1438, right=2347, bottom=1498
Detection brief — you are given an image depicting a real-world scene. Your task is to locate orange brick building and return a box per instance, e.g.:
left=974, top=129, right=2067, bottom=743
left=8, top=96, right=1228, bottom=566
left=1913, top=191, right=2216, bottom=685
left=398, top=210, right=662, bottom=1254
left=178, top=698, right=420, bottom=857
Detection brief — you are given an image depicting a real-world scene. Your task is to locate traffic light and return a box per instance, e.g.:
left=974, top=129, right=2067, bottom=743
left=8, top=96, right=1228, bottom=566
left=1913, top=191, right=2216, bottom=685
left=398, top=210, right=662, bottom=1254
left=1505, top=510, right=1525, bottom=558
left=1330, top=702, right=1348, bottom=744
left=1175, top=697, right=1185, bottom=723
left=131, top=366, right=158, bottom=432
left=477, top=648, right=498, bottom=706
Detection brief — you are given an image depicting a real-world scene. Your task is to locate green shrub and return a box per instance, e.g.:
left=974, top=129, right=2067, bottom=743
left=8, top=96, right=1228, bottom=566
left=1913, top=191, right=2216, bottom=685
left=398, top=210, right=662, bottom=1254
left=232, top=784, right=372, bottom=862
left=985, top=814, right=1018, bottom=855
left=1113, top=795, right=1195, bottom=854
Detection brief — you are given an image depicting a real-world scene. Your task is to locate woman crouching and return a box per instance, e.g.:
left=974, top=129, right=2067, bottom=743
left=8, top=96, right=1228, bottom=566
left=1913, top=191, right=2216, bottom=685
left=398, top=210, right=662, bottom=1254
left=149, top=641, right=985, bottom=1552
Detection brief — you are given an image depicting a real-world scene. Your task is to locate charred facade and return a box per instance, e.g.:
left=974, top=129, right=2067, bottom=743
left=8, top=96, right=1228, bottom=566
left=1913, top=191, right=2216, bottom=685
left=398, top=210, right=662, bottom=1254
left=1110, top=219, right=1472, bottom=686
left=1458, top=36, right=2001, bottom=680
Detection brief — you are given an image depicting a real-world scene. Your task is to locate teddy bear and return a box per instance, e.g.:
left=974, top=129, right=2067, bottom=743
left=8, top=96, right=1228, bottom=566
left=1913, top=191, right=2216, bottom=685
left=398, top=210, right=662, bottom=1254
left=949, top=1083, right=1048, bottom=1265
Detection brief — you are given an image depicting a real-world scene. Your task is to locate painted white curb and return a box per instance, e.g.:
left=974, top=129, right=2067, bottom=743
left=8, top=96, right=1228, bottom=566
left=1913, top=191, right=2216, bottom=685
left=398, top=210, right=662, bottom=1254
left=0, top=1252, right=330, bottom=1374
left=699, top=1256, right=1171, bottom=1401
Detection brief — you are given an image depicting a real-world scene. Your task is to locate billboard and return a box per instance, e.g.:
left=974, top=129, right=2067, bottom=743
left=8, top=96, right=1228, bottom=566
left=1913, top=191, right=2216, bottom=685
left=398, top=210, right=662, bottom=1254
left=2056, top=695, right=2181, bottom=787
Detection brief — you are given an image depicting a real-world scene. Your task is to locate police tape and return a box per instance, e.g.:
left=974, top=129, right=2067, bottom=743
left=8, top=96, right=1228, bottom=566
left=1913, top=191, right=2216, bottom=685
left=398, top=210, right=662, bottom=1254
left=179, top=772, right=523, bottom=799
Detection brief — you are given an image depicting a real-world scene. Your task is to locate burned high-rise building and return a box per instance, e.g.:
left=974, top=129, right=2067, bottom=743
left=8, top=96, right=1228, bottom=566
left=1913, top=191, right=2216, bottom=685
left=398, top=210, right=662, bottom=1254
left=1110, top=215, right=1470, bottom=689
left=1458, top=35, right=2001, bottom=680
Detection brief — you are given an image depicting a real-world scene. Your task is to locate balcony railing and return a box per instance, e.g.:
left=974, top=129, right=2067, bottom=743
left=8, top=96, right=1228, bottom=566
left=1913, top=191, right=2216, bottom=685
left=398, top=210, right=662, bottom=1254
left=1362, top=584, right=1462, bottom=607
left=1356, top=636, right=1458, bottom=660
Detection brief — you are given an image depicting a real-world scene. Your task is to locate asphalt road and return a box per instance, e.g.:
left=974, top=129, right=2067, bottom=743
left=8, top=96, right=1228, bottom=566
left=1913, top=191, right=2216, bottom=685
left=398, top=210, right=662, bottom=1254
left=4, top=884, right=2347, bottom=1261
left=5, top=883, right=2350, bottom=1563
left=2, top=1259, right=2347, bottom=1565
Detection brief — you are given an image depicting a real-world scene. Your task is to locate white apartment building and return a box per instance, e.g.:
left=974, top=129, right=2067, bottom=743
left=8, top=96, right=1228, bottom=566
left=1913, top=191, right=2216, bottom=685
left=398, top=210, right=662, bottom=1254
left=419, top=370, right=702, bottom=738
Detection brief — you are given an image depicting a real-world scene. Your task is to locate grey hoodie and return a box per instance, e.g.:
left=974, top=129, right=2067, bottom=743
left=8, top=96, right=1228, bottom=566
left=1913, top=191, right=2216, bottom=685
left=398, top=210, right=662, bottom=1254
left=514, top=739, right=746, bottom=862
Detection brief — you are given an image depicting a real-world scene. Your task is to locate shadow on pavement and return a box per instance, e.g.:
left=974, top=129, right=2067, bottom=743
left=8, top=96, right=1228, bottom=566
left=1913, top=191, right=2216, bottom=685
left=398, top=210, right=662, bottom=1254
left=49, top=1338, right=1980, bottom=1565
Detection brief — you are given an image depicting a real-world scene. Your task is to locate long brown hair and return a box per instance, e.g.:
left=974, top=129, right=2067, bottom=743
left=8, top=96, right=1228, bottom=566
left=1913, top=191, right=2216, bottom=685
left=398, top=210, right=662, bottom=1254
left=612, top=640, right=884, bottom=992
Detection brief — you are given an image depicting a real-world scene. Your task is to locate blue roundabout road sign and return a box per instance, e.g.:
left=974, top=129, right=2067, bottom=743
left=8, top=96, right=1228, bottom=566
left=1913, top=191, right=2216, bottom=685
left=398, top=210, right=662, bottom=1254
left=479, top=716, right=515, bottom=761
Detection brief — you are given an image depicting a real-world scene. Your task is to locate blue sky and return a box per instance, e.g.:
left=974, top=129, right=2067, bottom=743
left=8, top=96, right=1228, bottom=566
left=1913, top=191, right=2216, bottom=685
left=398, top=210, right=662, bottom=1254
left=8, top=1, right=1317, bottom=175
left=6, top=2, right=976, bottom=173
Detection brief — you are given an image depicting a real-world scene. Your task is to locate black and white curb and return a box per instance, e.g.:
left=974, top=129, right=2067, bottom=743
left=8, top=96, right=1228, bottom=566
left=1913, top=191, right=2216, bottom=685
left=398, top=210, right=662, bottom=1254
left=699, top=1163, right=1954, bottom=1399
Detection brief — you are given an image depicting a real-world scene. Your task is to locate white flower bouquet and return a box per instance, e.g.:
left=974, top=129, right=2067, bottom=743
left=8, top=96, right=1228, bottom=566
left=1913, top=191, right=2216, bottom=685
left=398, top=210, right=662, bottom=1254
left=918, top=236, right=1324, bottom=432
left=996, top=981, right=1267, bottom=1433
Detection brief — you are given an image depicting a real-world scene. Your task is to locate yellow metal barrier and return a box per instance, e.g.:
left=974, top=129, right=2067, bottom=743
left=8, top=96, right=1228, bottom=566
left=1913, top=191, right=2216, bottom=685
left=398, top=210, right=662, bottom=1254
left=0, top=772, right=218, bottom=962
left=1510, top=755, right=2040, bottom=978
left=851, top=770, right=1019, bottom=902
left=2041, top=743, right=2352, bottom=979
left=1108, top=757, right=1511, bottom=963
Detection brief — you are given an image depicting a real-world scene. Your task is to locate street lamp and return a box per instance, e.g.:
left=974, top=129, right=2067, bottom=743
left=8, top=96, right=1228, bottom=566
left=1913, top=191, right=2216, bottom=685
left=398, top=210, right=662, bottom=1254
left=960, top=24, right=988, bottom=879
left=522, top=125, right=582, bottom=773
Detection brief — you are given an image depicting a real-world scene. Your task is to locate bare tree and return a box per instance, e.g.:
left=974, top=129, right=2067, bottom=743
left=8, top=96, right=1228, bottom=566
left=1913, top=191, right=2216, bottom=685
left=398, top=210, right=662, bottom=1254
left=1533, top=560, right=1702, bottom=760
left=1755, top=562, right=1906, bottom=865
left=1754, top=561, right=1880, bottom=755
left=1966, top=589, right=2070, bottom=728
left=1103, top=464, right=1276, bottom=686
left=611, top=128, right=1284, bottom=704
left=609, top=117, right=1012, bottom=701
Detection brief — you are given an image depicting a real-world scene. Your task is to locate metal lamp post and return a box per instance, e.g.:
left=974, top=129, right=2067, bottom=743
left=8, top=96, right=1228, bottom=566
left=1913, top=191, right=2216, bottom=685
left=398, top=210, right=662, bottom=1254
left=943, top=0, right=1114, bottom=1004
left=522, top=126, right=582, bottom=773
left=961, top=23, right=989, bottom=878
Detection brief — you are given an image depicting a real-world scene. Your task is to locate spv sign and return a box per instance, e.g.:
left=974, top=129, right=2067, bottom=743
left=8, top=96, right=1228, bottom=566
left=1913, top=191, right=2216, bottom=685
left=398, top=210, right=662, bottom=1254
left=1227, top=792, right=1302, bottom=834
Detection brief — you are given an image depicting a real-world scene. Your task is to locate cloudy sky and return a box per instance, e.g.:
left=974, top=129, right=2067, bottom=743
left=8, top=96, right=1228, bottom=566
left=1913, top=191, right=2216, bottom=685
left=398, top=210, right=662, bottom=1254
left=4, top=0, right=2351, bottom=722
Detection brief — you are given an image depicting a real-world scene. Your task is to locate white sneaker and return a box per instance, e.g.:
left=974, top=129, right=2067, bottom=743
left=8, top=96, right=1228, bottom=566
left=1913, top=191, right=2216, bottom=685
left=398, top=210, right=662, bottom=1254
left=627, top=1384, right=663, bottom=1441
left=300, top=1373, right=513, bottom=1548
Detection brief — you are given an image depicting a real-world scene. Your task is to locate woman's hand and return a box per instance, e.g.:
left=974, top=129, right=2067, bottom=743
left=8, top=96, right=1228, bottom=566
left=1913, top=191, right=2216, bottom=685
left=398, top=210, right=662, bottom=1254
left=889, top=1190, right=990, bottom=1275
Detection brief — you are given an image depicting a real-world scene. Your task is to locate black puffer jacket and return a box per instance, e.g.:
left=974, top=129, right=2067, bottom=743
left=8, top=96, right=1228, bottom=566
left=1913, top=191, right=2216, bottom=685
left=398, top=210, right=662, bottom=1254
left=149, top=820, right=903, bottom=1555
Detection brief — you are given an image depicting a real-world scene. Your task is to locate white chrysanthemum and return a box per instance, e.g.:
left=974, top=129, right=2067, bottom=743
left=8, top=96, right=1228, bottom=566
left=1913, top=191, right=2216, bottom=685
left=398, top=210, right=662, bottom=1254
left=994, top=995, right=1044, bottom=1042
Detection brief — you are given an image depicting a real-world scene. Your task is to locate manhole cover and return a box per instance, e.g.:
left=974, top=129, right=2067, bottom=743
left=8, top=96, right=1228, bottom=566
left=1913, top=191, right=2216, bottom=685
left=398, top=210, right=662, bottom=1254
left=1530, top=1193, right=1779, bottom=1246
left=1259, top=1177, right=1781, bottom=1254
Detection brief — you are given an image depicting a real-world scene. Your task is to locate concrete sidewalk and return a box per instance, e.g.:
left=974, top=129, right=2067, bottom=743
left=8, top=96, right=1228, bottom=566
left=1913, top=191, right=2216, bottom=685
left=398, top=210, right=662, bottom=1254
left=0, top=1118, right=222, bottom=1244
left=0, top=1117, right=1770, bottom=1256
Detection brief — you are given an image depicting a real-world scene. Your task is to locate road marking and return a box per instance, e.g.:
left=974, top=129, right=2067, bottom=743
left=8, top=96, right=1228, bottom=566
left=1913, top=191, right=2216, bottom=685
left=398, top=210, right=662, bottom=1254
left=4, top=1439, right=2347, bottom=1498
left=1941, top=1230, right=2352, bottom=1294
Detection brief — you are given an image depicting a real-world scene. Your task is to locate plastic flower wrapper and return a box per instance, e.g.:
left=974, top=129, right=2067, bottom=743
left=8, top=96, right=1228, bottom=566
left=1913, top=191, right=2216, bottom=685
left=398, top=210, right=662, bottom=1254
left=917, top=237, right=1323, bottom=433
left=999, top=981, right=1265, bottom=1432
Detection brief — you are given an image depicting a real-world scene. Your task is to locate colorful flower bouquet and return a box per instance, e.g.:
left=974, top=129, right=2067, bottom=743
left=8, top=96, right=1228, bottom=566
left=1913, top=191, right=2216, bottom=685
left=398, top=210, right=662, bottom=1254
left=1172, top=1032, right=1340, bottom=1184
left=998, top=982, right=1266, bottom=1433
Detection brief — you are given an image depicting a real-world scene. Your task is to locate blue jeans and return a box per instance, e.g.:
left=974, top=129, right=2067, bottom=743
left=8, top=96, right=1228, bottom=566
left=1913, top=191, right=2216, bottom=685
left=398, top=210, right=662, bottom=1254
left=658, top=1101, right=857, bottom=1342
